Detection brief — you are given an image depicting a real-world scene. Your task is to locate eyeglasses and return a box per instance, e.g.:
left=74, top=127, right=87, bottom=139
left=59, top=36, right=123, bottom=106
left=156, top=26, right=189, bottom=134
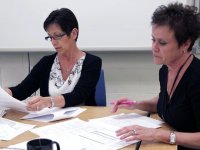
left=45, top=33, right=66, bottom=41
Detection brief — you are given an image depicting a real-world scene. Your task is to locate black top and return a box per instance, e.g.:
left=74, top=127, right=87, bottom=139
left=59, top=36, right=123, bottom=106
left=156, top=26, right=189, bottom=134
left=157, top=56, right=200, bottom=150
left=10, top=52, right=102, bottom=107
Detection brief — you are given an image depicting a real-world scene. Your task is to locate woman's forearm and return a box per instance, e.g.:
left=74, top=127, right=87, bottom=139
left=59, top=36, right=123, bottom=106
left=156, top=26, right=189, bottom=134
left=176, top=132, right=200, bottom=149
left=136, top=96, right=158, bottom=112
left=155, top=129, right=200, bottom=149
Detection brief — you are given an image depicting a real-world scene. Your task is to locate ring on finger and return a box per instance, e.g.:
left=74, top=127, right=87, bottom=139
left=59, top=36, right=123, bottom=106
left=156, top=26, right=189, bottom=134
left=130, top=129, right=136, bottom=136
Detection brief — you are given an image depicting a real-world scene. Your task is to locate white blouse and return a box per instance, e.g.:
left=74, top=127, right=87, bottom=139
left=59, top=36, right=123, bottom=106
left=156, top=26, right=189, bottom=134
left=48, top=55, right=85, bottom=96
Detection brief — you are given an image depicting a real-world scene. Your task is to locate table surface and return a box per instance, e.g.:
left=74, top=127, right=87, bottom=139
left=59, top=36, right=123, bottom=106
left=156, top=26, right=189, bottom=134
left=0, top=106, right=177, bottom=150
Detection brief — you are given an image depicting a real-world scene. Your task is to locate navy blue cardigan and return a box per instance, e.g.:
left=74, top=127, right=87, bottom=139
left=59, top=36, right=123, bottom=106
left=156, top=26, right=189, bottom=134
left=10, top=52, right=102, bottom=107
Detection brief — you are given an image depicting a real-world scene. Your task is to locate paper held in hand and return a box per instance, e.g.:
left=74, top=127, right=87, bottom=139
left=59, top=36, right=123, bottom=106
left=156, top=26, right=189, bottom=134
left=0, top=86, right=28, bottom=112
left=0, top=86, right=86, bottom=122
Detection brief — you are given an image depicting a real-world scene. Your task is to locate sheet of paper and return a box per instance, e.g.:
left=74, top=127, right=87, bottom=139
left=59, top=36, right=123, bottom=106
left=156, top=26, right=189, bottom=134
left=0, top=117, right=35, bottom=140
left=9, top=135, right=109, bottom=150
left=89, top=113, right=163, bottom=130
left=8, top=113, right=163, bottom=149
left=0, top=106, right=8, bottom=117
left=30, top=118, right=137, bottom=150
left=0, top=86, right=28, bottom=113
left=22, top=107, right=86, bottom=122
left=9, top=137, right=88, bottom=150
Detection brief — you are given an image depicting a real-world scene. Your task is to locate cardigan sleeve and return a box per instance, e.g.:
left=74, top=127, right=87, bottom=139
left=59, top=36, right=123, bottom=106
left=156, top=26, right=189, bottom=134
left=9, top=55, right=54, bottom=100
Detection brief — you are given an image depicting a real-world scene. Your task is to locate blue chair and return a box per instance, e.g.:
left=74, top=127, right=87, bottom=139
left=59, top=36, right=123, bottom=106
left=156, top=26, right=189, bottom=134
left=95, top=70, right=106, bottom=106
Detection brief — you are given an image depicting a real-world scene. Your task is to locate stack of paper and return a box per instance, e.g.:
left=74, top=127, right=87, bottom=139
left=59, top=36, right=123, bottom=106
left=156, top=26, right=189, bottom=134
left=0, top=117, right=35, bottom=140
left=30, top=118, right=128, bottom=150
left=10, top=113, right=163, bottom=150
left=89, top=113, right=163, bottom=130
left=9, top=119, right=111, bottom=150
left=0, top=106, right=8, bottom=117
left=21, top=107, right=86, bottom=122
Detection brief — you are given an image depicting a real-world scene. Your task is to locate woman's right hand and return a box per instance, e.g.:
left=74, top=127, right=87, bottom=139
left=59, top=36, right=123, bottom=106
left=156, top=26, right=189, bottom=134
left=110, top=98, right=137, bottom=113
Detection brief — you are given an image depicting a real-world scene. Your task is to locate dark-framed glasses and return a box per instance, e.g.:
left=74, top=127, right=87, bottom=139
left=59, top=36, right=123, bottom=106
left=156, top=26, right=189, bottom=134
left=45, top=33, right=66, bottom=41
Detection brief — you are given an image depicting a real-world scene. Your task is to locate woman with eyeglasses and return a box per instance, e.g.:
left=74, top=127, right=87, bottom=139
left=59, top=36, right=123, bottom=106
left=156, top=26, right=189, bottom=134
left=111, top=3, right=200, bottom=150
left=5, top=8, right=102, bottom=111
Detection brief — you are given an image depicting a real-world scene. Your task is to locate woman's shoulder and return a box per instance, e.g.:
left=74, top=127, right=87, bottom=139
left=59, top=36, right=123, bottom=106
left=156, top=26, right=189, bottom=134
left=189, top=56, right=200, bottom=72
left=41, top=53, right=57, bottom=60
left=34, top=53, right=57, bottom=69
left=159, top=65, right=168, bottom=74
left=192, top=56, right=200, bottom=65
left=81, top=52, right=102, bottom=70
left=84, top=52, right=102, bottom=64
left=38, top=53, right=56, bottom=63
left=187, top=56, right=200, bottom=80
left=85, top=52, right=101, bottom=60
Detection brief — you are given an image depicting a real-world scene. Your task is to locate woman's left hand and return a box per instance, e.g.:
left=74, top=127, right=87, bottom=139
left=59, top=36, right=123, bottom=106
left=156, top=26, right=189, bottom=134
left=26, top=96, right=51, bottom=111
left=116, top=125, right=158, bottom=142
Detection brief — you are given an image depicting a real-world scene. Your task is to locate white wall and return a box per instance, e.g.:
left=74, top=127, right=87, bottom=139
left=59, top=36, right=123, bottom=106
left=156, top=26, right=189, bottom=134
left=0, top=53, right=29, bottom=87
left=0, top=0, right=186, bottom=51
left=97, top=51, right=160, bottom=104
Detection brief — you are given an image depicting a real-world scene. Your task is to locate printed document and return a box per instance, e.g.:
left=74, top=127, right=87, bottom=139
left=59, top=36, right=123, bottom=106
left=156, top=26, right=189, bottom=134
left=30, top=118, right=143, bottom=150
left=89, top=113, right=163, bottom=130
left=9, top=113, right=163, bottom=149
left=10, top=118, right=117, bottom=150
left=0, top=117, right=35, bottom=140
left=21, top=107, right=86, bottom=122
left=0, top=106, right=8, bottom=117
left=0, top=86, right=28, bottom=112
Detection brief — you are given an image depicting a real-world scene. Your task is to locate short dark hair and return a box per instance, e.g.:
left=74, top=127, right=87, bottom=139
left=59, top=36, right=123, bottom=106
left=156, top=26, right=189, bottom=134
left=151, top=2, right=200, bottom=51
left=44, top=8, right=79, bottom=41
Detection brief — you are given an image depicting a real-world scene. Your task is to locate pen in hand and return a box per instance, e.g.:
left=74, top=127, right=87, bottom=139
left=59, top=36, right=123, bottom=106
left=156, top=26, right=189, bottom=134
left=110, top=100, right=137, bottom=106
left=118, top=101, right=136, bottom=105
left=111, top=100, right=137, bottom=113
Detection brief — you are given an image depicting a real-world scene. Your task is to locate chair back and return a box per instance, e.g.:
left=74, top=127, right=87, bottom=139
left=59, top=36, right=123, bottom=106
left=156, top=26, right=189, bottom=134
left=95, top=70, right=106, bottom=106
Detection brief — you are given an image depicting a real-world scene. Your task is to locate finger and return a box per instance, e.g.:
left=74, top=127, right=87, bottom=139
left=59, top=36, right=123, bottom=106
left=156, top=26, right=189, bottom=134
left=110, top=97, right=128, bottom=105
left=27, top=96, right=40, bottom=105
left=119, top=129, right=138, bottom=140
left=111, top=100, right=120, bottom=113
left=37, top=105, right=40, bottom=111
left=124, top=135, right=139, bottom=142
left=117, top=104, right=132, bottom=108
left=120, top=129, right=141, bottom=141
left=111, top=102, right=127, bottom=113
left=26, top=105, right=37, bottom=111
left=118, top=98, right=129, bottom=103
left=27, top=101, right=38, bottom=108
left=116, top=127, right=130, bottom=136
left=26, top=101, right=41, bottom=111
left=26, top=106, right=32, bottom=111
left=111, top=98, right=131, bottom=113
left=111, top=104, right=118, bottom=113
left=110, top=101, right=116, bottom=105
left=119, top=132, right=132, bottom=140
